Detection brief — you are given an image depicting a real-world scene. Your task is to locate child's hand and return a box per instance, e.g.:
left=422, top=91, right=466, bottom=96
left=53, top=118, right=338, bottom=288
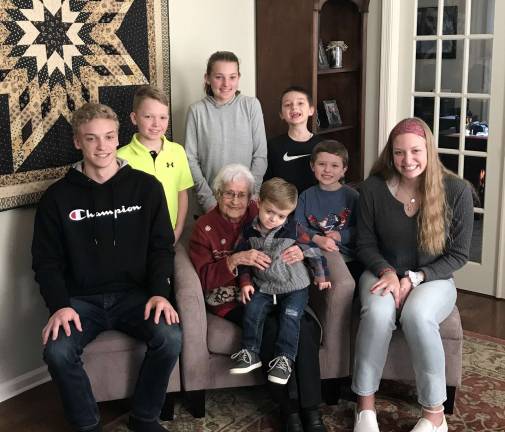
left=325, top=231, right=341, bottom=242
left=240, top=285, right=255, bottom=303
left=313, top=235, right=339, bottom=252
left=318, top=281, right=332, bottom=290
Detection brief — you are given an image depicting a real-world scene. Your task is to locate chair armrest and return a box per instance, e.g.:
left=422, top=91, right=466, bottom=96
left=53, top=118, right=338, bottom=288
left=174, top=239, right=210, bottom=390
left=309, top=251, right=355, bottom=376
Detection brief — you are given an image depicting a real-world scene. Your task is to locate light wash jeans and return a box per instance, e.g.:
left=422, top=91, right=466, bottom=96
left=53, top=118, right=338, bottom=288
left=351, top=270, right=456, bottom=407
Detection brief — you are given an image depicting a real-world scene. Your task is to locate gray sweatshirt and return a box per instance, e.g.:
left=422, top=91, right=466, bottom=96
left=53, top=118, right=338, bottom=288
left=184, top=94, right=268, bottom=212
left=357, top=174, right=474, bottom=281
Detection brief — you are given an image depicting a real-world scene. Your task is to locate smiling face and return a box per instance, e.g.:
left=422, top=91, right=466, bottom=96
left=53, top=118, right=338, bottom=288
left=280, top=90, right=314, bottom=126
left=205, top=60, right=240, bottom=104
left=392, top=133, right=428, bottom=181
left=74, top=118, right=119, bottom=179
left=257, top=199, right=294, bottom=231
left=130, top=97, right=169, bottom=148
left=217, top=179, right=250, bottom=223
left=311, top=151, right=347, bottom=190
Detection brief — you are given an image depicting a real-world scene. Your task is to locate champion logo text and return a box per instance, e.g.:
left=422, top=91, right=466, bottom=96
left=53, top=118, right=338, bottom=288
left=69, top=205, right=142, bottom=221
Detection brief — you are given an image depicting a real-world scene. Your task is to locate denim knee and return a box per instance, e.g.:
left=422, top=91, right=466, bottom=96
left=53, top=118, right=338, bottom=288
left=43, top=336, right=80, bottom=370
left=149, top=323, right=182, bottom=359
left=360, top=300, right=396, bottom=334
left=400, top=306, right=436, bottom=336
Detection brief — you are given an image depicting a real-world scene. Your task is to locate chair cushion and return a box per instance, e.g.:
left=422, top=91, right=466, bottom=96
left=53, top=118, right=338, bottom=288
left=207, top=312, right=242, bottom=355
left=439, top=306, right=463, bottom=340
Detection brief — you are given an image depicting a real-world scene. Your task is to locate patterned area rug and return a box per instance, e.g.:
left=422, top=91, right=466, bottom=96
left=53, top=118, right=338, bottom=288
left=105, top=333, right=505, bottom=431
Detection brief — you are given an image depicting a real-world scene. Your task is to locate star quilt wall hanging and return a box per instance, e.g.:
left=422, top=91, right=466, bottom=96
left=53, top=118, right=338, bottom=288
left=0, top=0, right=171, bottom=210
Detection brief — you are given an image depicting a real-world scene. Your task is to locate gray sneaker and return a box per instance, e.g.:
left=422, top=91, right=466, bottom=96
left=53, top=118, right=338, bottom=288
left=267, top=355, right=293, bottom=385
left=229, top=349, right=262, bottom=374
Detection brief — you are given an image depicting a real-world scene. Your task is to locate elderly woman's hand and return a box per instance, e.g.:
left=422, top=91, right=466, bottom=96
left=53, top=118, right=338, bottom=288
left=228, top=249, right=272, bottom=271
left=370, top=271, right=402, bottom=309
left=281, top=245, right=304, bottom=265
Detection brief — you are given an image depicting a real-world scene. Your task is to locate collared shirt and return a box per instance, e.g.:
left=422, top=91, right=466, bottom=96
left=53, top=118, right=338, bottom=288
left=118, top=134, right=194, bottom=228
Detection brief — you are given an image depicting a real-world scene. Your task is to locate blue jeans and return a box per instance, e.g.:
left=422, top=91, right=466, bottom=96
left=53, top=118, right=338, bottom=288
left=351, top=271, right=456, bottom=407
left=242, top=288, right=309, bottom=362
left=43, top=291, right=181, bottom=431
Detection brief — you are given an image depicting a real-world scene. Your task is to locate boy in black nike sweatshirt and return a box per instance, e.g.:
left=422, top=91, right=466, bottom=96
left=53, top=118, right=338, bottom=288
left=32, top=103, right=181, bottom=432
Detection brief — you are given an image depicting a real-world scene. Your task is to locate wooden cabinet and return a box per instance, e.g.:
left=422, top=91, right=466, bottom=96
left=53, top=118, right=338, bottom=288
left=256, top=0, right=369, bottom=182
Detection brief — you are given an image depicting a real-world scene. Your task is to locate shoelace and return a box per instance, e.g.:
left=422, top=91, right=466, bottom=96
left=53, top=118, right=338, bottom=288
left=231, top=349, right=253, bottom=364
left=268, top=355, right=291, bottom=373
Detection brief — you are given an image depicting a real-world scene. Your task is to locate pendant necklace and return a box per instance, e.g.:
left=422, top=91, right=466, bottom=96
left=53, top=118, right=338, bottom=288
left=396, top=183, right=417, bottom=213
left=406, top=196, right=416, bottom=212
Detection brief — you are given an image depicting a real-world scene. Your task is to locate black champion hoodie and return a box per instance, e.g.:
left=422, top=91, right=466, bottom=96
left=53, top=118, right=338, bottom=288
left=32, top=160, right=175, bottom=314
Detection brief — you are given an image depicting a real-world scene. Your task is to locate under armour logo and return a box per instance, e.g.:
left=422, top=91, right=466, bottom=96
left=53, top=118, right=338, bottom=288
left=167, top=162, right=174, bottom=168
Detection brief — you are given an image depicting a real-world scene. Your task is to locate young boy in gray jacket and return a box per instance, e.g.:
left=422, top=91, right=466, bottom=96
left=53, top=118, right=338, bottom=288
left=229, top=178, right=331, bottom=384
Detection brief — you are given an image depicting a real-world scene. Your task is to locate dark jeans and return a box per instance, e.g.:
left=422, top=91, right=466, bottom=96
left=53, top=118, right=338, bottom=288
left=226, top=304, right=322, bottom=414
left=242, top=289, right=309, bottom=361
left=43, top=291, right=181, bottom=431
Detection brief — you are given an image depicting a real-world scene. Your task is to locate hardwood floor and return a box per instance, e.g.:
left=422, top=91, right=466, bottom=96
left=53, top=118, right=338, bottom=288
left=1, top=290, right=503, bottom=432
left=457, top=289, right=505, bottom=339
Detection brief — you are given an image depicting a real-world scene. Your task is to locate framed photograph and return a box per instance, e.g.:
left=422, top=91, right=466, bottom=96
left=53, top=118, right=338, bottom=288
left=318, top=39, right=329, bottom=69
left=322, top=100, right=342, bottom=128
left=416, top=6, right=457, bottom=59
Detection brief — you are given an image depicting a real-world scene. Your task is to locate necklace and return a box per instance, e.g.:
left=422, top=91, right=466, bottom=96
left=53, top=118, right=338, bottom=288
left=406, top=196, right=416, bottom=212
left=396, top=182, right=418, bottom=213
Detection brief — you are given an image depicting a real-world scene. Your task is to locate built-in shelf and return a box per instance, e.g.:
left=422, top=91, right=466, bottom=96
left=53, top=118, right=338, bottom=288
left=317, top=124, right=355, bottom=135
left=318, top=67, right=358, bottom=75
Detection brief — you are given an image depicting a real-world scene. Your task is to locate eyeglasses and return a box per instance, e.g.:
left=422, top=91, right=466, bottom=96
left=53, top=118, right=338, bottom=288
left=220, top=190, right=249, bottom=201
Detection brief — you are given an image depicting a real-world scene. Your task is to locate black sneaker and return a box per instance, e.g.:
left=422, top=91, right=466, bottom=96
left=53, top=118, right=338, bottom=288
left=229, top=349, right=262, bottom=374
left=267, top=355, right=293, bottom=385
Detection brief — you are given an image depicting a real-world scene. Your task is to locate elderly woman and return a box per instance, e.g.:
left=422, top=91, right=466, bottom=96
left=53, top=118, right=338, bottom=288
left=189, top=164, right=326, bottom=432
left=352, top=118, right=473, bottom=432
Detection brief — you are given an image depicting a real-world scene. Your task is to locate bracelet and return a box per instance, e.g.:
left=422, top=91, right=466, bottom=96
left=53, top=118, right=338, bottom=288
left=378, top=267, right=395, bottom=278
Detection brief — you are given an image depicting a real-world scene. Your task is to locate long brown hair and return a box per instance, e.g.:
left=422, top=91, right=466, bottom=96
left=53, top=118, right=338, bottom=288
left=204, top=51, right=240, bottom=96
left=370, top=117, right=454, bottom=255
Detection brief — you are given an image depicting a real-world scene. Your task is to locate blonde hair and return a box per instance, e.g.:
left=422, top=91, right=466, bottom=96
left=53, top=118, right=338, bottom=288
left=370, top=117, right=454, bottom=255
left=259, top=178, right=298, bottom=210
left=132, top=85, right=169, bottom=112
left=71, top=103, right=119, bottom=135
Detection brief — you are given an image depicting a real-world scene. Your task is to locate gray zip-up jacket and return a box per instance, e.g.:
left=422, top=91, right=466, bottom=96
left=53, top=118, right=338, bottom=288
left=237, top=217, right=329, bottom=295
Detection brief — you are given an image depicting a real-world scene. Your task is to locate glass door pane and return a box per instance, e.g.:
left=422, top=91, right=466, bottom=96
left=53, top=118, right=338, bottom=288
left=414, top=0, right=494, bottom=265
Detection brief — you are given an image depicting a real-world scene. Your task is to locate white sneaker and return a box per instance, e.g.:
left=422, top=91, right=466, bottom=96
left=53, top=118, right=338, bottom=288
left=353, top=409, right=380, bottom=432
left=411, top=416, right=448, bottom=432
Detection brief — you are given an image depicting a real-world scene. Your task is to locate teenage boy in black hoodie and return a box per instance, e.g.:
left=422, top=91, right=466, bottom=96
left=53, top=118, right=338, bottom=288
left=32, top=103, right=181, bottom=432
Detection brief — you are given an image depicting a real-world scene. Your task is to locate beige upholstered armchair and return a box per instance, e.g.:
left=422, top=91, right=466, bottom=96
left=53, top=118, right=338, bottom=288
left=82, top=318, right=181, bottom=418
left=174, top=234, right=355, bottom=417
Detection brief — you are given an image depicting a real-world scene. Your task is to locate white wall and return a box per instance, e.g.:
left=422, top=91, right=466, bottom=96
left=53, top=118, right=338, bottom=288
left=168, top=0, right=256, bottom=144
left=364, top=0, right=382, bottom=176
left=0, top=0, right=382, bottom=402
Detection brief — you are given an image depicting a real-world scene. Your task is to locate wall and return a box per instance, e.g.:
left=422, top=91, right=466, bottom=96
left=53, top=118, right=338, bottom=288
left=363, top=0, right=382, bottom=175
left=168, top=0, right=256, bottom=143
left=0, top=0, right=382, bottom=402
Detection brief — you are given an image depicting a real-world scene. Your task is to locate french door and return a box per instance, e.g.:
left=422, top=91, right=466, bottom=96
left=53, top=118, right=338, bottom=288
left=388, top=0, right=505, bottom=297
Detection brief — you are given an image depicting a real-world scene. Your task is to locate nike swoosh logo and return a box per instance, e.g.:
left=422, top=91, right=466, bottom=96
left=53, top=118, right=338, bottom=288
left=283, top=152, right=311, bottom=162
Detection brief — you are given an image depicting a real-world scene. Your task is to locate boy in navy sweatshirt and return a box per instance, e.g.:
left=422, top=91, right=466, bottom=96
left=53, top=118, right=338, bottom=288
left=32, top=103, right=181, bottom=432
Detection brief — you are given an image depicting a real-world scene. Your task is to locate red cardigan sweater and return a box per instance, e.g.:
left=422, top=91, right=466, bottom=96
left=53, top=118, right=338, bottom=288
left=189, top=202, right=258, bottom=317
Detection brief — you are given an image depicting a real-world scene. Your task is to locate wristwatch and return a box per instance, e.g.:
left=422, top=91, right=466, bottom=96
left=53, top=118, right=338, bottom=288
left=406, top=270, right=424, bottom=288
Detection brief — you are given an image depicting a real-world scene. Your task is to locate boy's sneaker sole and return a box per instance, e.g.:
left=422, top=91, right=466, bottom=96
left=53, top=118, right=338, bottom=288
left=267, top=373, right=290, bottom=385
left=229, top=361, right=262, bottom=374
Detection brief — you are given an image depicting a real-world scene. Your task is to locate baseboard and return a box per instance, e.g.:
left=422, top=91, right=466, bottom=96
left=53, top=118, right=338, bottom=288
left=0, top=366, right=51, bottom=403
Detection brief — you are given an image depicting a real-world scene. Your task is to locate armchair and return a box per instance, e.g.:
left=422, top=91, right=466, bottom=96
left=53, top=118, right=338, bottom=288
left=174, top=234, right=355, bottom=418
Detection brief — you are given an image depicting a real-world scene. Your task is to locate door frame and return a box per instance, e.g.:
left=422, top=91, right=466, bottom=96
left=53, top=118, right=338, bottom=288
left=378, top=0, right=505, bottom=298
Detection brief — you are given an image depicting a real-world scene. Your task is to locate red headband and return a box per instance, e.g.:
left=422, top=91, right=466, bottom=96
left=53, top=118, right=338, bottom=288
left=389, top=118, right=426, bottom=142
